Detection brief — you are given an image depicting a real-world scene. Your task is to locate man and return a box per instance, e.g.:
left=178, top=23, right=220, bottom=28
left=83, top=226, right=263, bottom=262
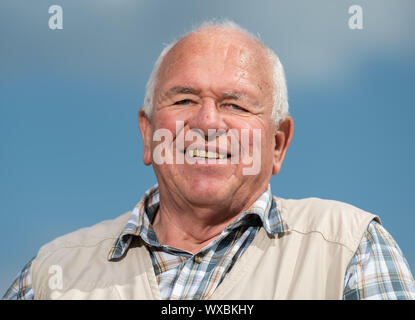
left=3, top=20, right=415, bottom=300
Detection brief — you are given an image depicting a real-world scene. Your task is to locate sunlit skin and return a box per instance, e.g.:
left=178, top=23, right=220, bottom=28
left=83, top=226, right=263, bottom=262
left=139, top=27, right=293, bottom=253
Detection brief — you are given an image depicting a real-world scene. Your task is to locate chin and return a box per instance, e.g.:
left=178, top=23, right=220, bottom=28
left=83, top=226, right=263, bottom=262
left=182, top=177, right=231, bottom=205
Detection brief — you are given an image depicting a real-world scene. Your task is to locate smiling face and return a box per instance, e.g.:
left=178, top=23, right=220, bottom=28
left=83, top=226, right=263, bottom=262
left=139, top=27, right=291, bottom=213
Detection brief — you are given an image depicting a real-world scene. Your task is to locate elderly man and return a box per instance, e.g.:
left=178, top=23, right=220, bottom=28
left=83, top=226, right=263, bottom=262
left=3, top=20, right=415, bottom=300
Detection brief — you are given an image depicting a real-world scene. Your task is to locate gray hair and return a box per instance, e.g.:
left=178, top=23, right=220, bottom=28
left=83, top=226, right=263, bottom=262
left=142, top=19, right=289, bottom=126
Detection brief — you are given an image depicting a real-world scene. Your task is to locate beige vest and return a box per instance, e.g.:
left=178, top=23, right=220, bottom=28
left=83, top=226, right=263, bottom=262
left=31, top=197, right=377, bottom=300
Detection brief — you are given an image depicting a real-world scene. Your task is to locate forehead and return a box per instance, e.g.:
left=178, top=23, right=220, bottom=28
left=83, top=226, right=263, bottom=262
left=156, top=29, right=273, bottom=96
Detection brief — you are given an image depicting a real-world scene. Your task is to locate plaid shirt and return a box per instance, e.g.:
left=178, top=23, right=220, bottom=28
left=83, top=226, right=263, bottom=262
left=3, top=185, right=415, bottom=300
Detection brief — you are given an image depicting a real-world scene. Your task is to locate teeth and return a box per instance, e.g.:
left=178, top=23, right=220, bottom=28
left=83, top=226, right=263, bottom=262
left=206, top=151, right=216, bottom=158
left=187, top=149, right=227, bottom=159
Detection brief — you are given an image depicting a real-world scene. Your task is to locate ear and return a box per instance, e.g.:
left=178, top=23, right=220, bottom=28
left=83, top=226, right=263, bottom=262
left=272, top=116, right=294, bottom=175
left=138, top=108, right=153, bottom=165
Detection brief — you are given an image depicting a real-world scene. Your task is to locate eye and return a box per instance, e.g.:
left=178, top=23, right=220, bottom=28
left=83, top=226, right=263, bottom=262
left=174, top=99, right=193, bottom=105
left=224, top=103, right=246, bottom=112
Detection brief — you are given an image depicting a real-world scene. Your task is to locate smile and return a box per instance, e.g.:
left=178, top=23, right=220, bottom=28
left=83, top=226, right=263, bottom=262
left=186, top=148, right=227, bottom=159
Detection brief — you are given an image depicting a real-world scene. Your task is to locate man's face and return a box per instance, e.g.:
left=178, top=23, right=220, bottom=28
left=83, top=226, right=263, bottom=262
left=140, top=29, right=288, bottom=210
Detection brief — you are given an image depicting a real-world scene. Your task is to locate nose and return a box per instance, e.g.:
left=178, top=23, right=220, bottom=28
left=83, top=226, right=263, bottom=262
left=188, top=98, right=227, bottom=139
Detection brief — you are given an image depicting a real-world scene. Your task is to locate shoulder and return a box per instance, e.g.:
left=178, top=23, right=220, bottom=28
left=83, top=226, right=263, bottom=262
left=30, top=211, right=132, bottom=299
left=36, top=211, right=132, bottom=259
left=275, top=197, right=378, bottom=225
left=344, top=219, right=415, bottom=299
left=274, top=196, right=379, bottom=251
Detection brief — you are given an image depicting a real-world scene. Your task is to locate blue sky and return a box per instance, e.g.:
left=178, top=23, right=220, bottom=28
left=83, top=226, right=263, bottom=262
left=1, top=0, right=415, bottom=295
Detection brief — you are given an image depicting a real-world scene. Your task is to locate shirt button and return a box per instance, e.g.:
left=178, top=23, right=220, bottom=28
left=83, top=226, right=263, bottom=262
left=194, top=253, right=203, bottom=264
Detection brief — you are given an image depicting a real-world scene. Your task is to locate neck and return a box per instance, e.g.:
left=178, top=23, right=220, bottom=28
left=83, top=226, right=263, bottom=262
left=152, top=184, right=268, bottom=254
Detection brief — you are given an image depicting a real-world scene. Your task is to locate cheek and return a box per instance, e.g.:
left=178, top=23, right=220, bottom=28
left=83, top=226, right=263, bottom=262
left=226, top=118, right=270, bottom=147
left=154, top=109, right=194, bottom=133
left=261, top=129, right=276, bottom=158
left=151, top=112, right=182, bottom=148
left=155, top=112, right=178, bottom=132
left=151, top=111, right=191, bottom=161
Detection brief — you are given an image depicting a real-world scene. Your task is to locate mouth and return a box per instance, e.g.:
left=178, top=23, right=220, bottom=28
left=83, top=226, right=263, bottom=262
left=186, top=148, right=228, bottom=160
left=182, top=144, right=232, bottom=161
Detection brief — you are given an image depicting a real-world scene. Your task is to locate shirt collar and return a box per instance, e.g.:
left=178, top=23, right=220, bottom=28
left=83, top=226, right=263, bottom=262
left=107, top=184, right=288, bottom=261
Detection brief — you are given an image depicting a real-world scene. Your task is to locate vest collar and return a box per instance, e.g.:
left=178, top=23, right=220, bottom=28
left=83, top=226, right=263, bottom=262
left=107, top=184, right=288, bottom=261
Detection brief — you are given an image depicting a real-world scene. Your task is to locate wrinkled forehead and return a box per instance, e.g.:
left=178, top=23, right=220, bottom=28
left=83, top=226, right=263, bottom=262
left=156, top=28, right=274, bottom=93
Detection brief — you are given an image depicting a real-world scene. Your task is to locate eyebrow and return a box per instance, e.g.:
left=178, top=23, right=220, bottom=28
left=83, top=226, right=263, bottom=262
left=222, top=91, right=260, bottom=107
left=165, top=86, right=201, bottom=97
left=221, top=91, right=247, bottom=100
left=163, top=86, right=260, bottom=106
